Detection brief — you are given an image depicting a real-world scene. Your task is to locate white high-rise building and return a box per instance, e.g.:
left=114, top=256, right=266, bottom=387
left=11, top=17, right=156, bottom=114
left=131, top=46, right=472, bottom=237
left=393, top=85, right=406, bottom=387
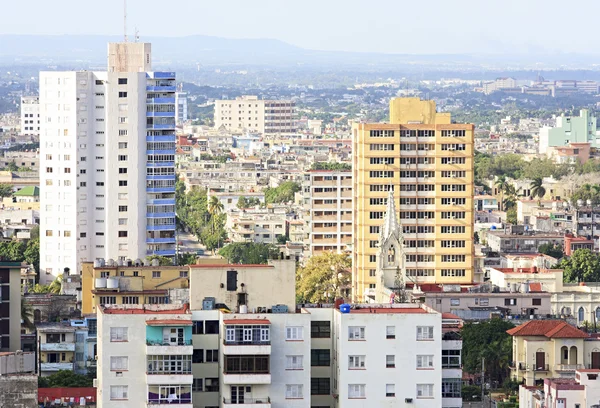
left=20, top=96, right=40, bottom=137
left=40, top=42, right=176, bottom=282
left=175, top=91, right=188, bottom=125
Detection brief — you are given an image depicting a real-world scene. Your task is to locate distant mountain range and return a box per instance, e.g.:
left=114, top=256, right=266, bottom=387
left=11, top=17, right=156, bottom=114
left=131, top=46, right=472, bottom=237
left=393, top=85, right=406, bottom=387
left=1, top=34, right=600, bottom=70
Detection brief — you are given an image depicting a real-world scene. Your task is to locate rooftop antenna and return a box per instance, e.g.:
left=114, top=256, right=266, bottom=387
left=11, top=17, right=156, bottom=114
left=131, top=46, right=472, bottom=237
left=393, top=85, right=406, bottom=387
left=123, top=0, right=128, bottom=42
left=135, top=27, right=140, bottom=42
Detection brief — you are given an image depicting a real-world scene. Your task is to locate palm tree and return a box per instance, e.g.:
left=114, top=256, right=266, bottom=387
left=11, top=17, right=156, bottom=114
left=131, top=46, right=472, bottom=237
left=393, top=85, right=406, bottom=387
left=207, top=196, right=224, bottom=232
left=502, top=184, right=521, bottom=210
left=495, top=176, right=508, bottom=211
left=530, top=177, right=546, bottom=205
left=21, top=301, right=34, bottom=331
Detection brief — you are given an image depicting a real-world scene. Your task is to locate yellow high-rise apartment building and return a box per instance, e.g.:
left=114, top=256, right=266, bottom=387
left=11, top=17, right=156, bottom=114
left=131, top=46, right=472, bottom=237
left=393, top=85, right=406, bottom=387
left=352, top=97, right=474, bottom=301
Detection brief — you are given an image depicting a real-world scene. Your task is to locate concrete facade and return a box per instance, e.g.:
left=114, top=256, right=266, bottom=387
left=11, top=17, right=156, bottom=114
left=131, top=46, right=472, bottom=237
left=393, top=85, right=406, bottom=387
left=20, top=96, right=40, bottom=137
left=214, top=95, right=296, bottom=134
left=0, top=374, right=38, bottom=408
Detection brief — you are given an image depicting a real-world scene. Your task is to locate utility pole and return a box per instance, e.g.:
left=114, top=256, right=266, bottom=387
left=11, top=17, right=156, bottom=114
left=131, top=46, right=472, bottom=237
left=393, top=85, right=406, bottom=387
left=481, top=357, right=485, bottom=404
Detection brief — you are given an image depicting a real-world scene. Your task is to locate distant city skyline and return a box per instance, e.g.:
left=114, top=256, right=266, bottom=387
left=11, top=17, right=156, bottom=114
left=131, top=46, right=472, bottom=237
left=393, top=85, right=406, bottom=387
left=6, top=0, right=600, bottom=55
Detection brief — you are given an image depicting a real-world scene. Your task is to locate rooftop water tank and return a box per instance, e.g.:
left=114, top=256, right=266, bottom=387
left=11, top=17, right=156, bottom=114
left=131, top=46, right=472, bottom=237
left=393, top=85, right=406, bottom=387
left=340, top=304, right=351, bottom=314
left=240, top=305, right=248, bottom=314
left=106, top=278, right=119, bottom=289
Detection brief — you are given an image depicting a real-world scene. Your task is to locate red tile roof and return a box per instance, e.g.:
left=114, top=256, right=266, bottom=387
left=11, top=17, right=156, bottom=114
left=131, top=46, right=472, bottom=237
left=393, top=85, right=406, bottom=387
left=442, top=313, right=461, bottom=320
left=528, top=283, right=543, bottom=292
left=146, top=319, right=192, bottom=326
left=223, top=319, right=271, bottom=325
left=507, top=320, right=588, bottom=339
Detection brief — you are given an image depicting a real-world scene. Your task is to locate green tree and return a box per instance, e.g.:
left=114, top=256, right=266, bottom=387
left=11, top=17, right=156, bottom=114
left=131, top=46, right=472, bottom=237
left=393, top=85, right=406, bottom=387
left=38, top=370, right=93, bottom=388
left=276, top=234, right=289, bottom=245
left=495, top=176, right=508, bottom=211
left=24, top=238, right=40, bottom=275
left=310, top=162, right=351, bottom=171
left=557, top=249, right=600, bottom=283
left=0, top=240, right=26, bottom=262
left=146, top=255, right=173, bottom=266
left=530, top=177, right=546, bottom=204
left=264, top=181, right=301, bottom=204
left=5, top=161, right=18, bottom=172
left=177, top=252, right=198, bottom=266
left=296, top=252, right=351, bottom=303
left=207, top=196, right=224, bottom=232
left=237, top=196, right=249, bottom=209
left=461, top=319, right=514, bottom=385
left=21, top=300, right=34, bottom=330
left=538, top=243, right=563, bottom=259
left=29, top=225, right=40, bottom=240
left=218, top=242, right=278, bottom=264
left=506, top=208, right=517, bottom=225
left=0, top=184, right=13, bottom=198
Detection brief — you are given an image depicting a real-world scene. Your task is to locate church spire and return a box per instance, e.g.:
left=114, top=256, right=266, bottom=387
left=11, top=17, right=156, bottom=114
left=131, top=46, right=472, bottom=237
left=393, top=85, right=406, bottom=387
left=380, top=189, right=399, bottom=242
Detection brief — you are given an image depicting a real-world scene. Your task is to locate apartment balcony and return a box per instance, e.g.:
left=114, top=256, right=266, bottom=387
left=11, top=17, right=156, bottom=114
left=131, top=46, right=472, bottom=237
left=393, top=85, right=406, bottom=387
left=147, top=198, right=176, bottom=205
left=533, top=364, right=549, bottom=372
left=442, top=397, right=463, bottom=407
left=146, top=85, right=177, bottom=92
left=40, top=343, right=75, bottom=352
left=223, top=398, right=271, bottom=407
left=146, top=135, right=175, bottom=143
left=150, top=72, right=176, bottom=79
left=146, top=225, right=176, bottom=231
left=555, top=364, right=583, bottom=372
left=222, top=373, right=271, bottom=385
left=146, top=237, right=176, bottom=244
left=146, top=174, right=176, bottom=181
left=147, top=97, right=176, bottom=104
left=223, top=341, right=271, bottom=356
left=41, top=362, right=73, bottom=372
left=146, top=373, right=193, bottom=386
left=86, top=359, right=97, bottom=368
left=146, top=340, right=193, bottom=356
left=146, top=111, right=175, bottom=118
left=147, top=212, right=176, bottom=218
left=147, top=161, right=175, bottom=167
left=147, top=249, right=177, bottom=257
left=147, top=123, right=176, bottom=130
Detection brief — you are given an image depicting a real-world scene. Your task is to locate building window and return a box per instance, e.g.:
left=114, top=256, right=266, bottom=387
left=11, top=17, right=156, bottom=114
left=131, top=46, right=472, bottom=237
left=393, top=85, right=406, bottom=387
left=285, top=384, right=303, bottom=399
left=504, top=298, right=516, bottom=306
left=206, top=350, right=218, bottom=363
left=205, top=378, right=219, bottom=392
left=450, top=298, right=460, bottom=306
left=110, top=385, right=128, bottom=400
left=110, top=356, right=128, bottom=371
left=285, top=326, right=303, bottom=340
left=152, top=271, right=161, bottom=278
left=118, top=78, right=128, bottom=85
left=417, top=355, right=434, bottom=369
left=110, top=327, right=128, bottom=342
left=442, top=378, right=462, bottom=398
left=192, top=379, right=202, bottom=392
left=119, top=168, right=127, bottom=174
left=386, top=326, right=395, bottom=339
left=348, top=326, right=365, bottom=340
left=417, top=384, right=434, bottom=398
left=311, top=321, right=330, bottom=338
left=311, top=349, right=330, bottom=366
left=348, top=384, right=366, bottom=399
left=192, top=321, right=203, bottom=335
left=118, top=206, right=127, bottom=212
left=532, top=298, right=542, bottom=306
left=118, top=91, right=128, bottom=98
left=285, top=355, right=303, bottom=370
left=119, top=180, right=128, bottom=186
left=386, top=355, right=395, bottom=368
left=99, top=296, right=116, bottom=305
left=204, top=321, right=219, bottom=334
left=348, top=355, right=366, bottom=369
left=417, top=326, right=434, bottom=340
left=442, top=349, right=461, bottom=368
left=122, top=296, right=138, bottom=304
left=192, top=349, right=203, bottom=363
left=386, top=384, right=395, bottom=397
left=311, top=378, right=330, bottom=395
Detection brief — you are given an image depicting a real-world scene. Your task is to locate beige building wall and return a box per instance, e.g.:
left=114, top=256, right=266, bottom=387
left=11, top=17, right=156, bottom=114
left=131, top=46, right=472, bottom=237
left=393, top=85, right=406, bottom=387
left=352, top=97, right=475, bottom=301
left=189, top=260, right=296, bottom=312
left=214, top=96, right=266, bottom=133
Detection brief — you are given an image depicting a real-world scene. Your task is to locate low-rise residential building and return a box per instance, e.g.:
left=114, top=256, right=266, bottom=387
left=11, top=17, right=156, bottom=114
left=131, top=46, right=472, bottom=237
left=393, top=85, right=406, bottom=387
left=301, top=170, right=352, bottom=255
left=508, top=320, right=600, bottom=386
left=214, top=95, right=296, bottom=134
left=97, top=304, right=193, bottom=408
left=487, top=230, right=564, bottom=254
left=520, top=369, right=600, bottom=408
left=226, top=207, right=288, bottom=245
left=20, top=95, right=40, bottom=137
left=81, top=260, right=190, bottom=314
left=37, top=322, right=77, bottom=376
left=474, top=195, right=498, bottom=211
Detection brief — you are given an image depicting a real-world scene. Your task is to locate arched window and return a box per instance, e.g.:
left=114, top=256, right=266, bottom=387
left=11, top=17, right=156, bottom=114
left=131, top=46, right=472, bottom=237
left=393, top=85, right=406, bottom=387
left=33, top=309, right=41, bottom=324
left=578, top=307, right=585, bottom=323
left=596, top=307, right=600, bottom=322
left=387, top=245, right=395, bottom=263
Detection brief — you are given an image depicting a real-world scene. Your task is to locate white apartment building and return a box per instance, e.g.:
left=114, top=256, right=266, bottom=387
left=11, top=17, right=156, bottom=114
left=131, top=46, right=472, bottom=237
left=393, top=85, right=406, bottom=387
left=20, top=96, right=40, bottom=137
left=301, top=170, right=352, bottom=255
left=40, top=42, right=176, bottom=282
left=176, top=91, right=188, bottom=125
left=97, top=304, right=193, bottom=408
left=226, top=207, right=287, bottom=245
left=214, top=95, right=296, bottom=134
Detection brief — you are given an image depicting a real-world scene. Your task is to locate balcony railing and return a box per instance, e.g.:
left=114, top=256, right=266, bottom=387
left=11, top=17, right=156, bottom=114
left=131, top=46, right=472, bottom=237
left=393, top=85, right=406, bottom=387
left=224, top=339, right=271, bottom=346
left=533, top=364, right=549, bottom=372
left=555, top=364, right=583, bottom=371
left=223, top=397, right=271, bottom=404
left=148, top=397, right=191, bottom=404
left=146, top=340, right=192, bottom=346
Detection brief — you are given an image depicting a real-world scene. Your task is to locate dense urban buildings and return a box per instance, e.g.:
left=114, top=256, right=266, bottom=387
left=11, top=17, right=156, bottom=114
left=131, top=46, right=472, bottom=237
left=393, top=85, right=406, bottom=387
left=352, top=97, right=475, bottom=301
left=214, top=95, right=296, bottom=134
left=40, top=42, right=176, bottom=281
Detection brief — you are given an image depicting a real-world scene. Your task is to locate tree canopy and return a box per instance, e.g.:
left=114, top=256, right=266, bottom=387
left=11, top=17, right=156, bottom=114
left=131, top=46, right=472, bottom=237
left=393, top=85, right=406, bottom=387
left=310, top=162, right=351, bottom=171
left=475, top=152, right=570, bottom=183
left=538, top=243, right=563, bottom=259
left=218, top=242, right=278, bottom=264
left=264, top=181, right=301, bottom=204
left=0, top=184, right=13, bottom=198
left=296, top=252, right=351, bottom=303
left=461, top=319, right=514, bottom=385
left=556, top=249, right=600, bottom=283
left=38, top=370, right=94, bottom=388
left=570, top=183, right=600, bottom=205
left=237, top=196, right=261, bottom=209
left=146, top=255, right=173, bottom=266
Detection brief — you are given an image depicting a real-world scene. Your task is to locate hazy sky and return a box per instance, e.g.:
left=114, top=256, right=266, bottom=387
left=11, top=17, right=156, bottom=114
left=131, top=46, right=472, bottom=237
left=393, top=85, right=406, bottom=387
left=5, top=0, right=600, bottom=54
